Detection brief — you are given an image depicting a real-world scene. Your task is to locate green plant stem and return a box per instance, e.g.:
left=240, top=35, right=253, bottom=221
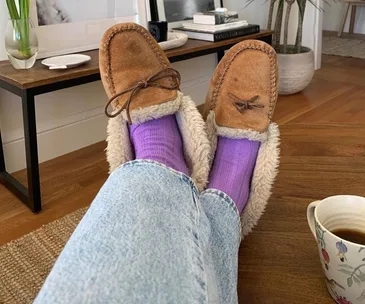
left=296, top=11, right=303, bottom=53
left=6, top=0, right=32, bottom=59
left=20, top=0, right=31, bottom=58
left=6, top=0, right=19, bottom=19
left=283, top=0, right=295, bottom=53
left=267, top=0, right=277, bottom=29
left=19, top=20, right=31, bottom=58
left=20, top=0, right=29, bottom=19
left=295, top=0, right=306, bottom=53
left=245, top=0, right=332, bottom=54
left=273, top=0, right=284, bottom=51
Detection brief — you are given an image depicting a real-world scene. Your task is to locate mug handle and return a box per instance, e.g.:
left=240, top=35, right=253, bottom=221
left=307, top=201, right=321, bottom=238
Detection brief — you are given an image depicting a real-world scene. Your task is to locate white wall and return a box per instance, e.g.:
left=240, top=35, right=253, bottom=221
left=225, top=0, right=269, bottom=29
left=323, top=2, right=365, bottom=34
left=0, top=1, right=216, bottom=173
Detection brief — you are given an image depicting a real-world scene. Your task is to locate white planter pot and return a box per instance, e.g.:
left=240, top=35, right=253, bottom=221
left=278, top=47, right=315, bottom=95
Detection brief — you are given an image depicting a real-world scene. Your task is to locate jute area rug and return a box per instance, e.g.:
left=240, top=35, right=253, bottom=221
left=322, top=36, right=365, bottom=59
left=0, top=207, right=88, bottom=304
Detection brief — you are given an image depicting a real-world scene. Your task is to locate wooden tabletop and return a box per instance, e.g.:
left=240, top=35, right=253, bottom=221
left=0, top=30, right=273, bottom=90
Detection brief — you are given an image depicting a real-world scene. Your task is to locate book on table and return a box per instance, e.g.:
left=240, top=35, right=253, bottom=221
left=193, top=10, right=239, bottom=25
left=172, top=24, right=260, bottom=42
left=181, top=20, right=249, bottom=33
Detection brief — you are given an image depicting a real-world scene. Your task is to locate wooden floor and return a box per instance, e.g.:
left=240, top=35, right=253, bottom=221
left=323, top=29, right=365, bottom=40
left=0, top=142, right=109, bottom=245
left=240, top=55, right=365, bottom=303
left=1, top=54, right=365, bottom=303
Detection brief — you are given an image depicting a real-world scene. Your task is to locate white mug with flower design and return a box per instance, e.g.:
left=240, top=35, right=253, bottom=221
left=307, top=195, right=365, bottom=304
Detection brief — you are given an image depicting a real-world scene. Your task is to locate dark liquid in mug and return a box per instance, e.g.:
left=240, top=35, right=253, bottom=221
left=331, top=228, right=365, bottom=245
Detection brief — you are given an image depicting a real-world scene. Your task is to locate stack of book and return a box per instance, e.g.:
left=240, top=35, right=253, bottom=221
left=172, top=10, right=260, bottom=42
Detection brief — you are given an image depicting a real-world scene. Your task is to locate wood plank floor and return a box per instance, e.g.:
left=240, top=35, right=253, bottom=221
left=323, top=29, right=365, bottom=40
left=0, top=142, right=108, bottom=245
left=1, top=54, right=365, bottom=303
left=240, top=55, right=365, bottom=303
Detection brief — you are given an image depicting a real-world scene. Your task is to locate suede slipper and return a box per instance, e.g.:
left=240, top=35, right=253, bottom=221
left=100, top=23, right=210, bottom=191
left=204, top=40, right=281, bottom=237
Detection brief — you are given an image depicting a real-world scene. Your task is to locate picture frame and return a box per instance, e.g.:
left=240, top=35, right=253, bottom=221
left=30, top=0, right=148, bottom=59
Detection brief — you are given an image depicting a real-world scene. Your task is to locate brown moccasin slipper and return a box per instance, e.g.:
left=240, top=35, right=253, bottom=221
left=100, top=23, right=210, bottom=191
left=204, top=40, right=281, bottom=237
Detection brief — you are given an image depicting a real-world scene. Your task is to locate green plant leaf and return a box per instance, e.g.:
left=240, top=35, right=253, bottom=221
left=20, top=0, right=30, bottom=19
left=339, top=269, right=353, bottom=275
left=348, top=277, right=353, bottom=287
left=6, top=0, right=20, bottom=19
left=322, top=0, right=331, bottom=6
left=297, top=0, right=304, bottom=16
left=354, top=276, right=361, bottom=285
left=244, top=0, right=256, bottom=8
left=307, top=0, right=324, bottom=11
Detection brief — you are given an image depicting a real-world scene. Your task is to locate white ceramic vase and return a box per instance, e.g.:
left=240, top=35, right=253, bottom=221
left=277, top=47, right=315, bottom=95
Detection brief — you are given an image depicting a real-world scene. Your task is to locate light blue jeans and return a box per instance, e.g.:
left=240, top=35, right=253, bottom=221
left=34, top=160, right=241, bottom=304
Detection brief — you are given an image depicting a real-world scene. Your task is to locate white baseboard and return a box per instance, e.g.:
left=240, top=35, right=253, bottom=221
left=3, top=114, right=108, bottom=173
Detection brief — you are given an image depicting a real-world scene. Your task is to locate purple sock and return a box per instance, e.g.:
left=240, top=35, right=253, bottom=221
left=208, top=137, right=260, bottom=214
left=129, top=115, right=189, bottom=175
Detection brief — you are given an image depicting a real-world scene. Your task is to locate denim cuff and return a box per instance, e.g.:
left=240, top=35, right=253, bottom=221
left=200, top=188, right=241, bottom=242
left=112, top=159, right=200, bottom=197
left=200, top=189, right=240, bottom=217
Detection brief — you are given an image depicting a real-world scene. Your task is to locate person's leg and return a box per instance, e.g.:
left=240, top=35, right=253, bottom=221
left=204, top=40, right=280, bottom=237
left=208, top=137, right=260, bottom=213
left=129, top=114, right=189, bottom=175
left=34, top=161, right=208, bottom=304
left=199, top=190, right=241, bottom=304
left=102, top=23, right=210, bottom=192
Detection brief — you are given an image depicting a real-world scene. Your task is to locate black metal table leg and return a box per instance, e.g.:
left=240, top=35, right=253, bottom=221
left=0, top=119, right=30, bottom=205
left=0, top=127, right=5, bottom=173
left=261, top=35, right=273, bottom=45
left=21, top=90, right=41, bottom=213
left=217, top=50, right=225, bottom=63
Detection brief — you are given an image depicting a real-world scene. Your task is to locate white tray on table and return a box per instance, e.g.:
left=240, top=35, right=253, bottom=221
left=159, top=33, right=189, bottom=51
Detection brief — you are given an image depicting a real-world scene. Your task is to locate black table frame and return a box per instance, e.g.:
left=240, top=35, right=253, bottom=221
left=0, top=34, right=272, bottom=213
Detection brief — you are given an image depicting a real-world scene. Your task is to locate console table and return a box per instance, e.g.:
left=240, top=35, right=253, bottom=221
left=0, top=30, right=273, bottom=212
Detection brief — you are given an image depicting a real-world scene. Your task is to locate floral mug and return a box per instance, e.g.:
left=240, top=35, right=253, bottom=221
left=307, top=195, right=365, bottom=304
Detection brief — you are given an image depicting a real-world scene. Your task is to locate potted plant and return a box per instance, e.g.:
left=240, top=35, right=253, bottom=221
left=266, top=0, right=317, bottom=95
left=5, top=0, right=38, bottom=69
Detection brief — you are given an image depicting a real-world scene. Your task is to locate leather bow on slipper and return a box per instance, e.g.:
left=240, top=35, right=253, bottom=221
left=105, top=68, right=181, bottom=123
left=229, top=93, right=264, bottom=113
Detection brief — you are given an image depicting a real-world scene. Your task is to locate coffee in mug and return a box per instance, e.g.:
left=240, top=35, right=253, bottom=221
left=307, top=195, right=365, bottom=304
left=331, top=229, right=365, bottom=246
